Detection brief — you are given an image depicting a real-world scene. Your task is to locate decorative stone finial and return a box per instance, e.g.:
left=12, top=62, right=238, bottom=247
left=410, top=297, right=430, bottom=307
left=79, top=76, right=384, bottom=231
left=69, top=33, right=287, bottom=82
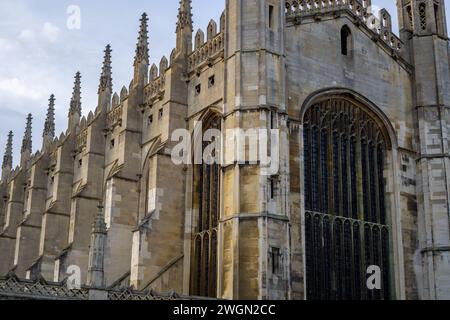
left=176, top=0, right=193, bottom=32
left=2, top=131, right=13, bottom=170
left=87, top=204, right=107, bottom=289
left=43, top=94, right=55, bottom=139
left=70, top=72, right=82, bottom=116
left=134, top=13, right=149, bottom=67
left=98, top=45, right=113, bottom=94
left=21, top=114, right=32, bottom=154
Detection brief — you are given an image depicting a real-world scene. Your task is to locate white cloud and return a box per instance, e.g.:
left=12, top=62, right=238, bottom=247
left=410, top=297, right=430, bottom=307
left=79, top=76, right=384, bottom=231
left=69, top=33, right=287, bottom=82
left=42, top=22, right=60, bottom=43
left=0, top=78, right=43, bottom=100
left=0, top=38, right=17, bottom=52
left=18, top=22, right=60, bottom=43
left=19, top=29, right=36, bottom=41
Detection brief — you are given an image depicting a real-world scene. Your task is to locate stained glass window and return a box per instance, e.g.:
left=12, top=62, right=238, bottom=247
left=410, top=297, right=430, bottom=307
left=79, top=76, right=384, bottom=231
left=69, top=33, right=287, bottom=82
left=304, top=98, right=391, bottom=300
left=191, top=116, right=221, bottom=298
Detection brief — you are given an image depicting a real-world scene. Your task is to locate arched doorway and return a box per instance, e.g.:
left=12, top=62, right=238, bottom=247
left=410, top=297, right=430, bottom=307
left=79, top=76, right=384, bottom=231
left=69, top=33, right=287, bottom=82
left=302, top=95, right=392, bottom=300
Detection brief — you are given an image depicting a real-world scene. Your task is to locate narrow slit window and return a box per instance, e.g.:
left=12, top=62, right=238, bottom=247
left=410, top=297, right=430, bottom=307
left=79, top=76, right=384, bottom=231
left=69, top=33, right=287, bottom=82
left=341, top=25, right=352, bottom=56
left=270, top=111, right=276, bottom=129
left=269, top=5, right=274, bottom=30
left=270, top=178, right=275, bottom=199
left=272, top=247, right=280, bottom=274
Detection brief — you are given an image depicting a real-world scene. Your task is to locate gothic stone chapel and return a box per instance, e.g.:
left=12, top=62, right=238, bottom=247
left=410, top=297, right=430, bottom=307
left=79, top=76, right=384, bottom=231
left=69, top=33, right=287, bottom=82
left=0, top=0, right=450, bottom=300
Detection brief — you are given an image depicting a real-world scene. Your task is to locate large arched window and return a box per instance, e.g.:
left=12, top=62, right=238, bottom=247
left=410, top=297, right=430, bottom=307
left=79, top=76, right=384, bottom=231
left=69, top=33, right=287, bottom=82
left=191, top=115, right=221, bottom=297
left=303, top=97, right=391, bottom=300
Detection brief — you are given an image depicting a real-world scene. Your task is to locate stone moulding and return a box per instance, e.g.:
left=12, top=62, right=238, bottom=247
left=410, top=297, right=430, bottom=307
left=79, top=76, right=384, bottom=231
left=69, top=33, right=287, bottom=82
left=107, top=105, right=123, bottom=130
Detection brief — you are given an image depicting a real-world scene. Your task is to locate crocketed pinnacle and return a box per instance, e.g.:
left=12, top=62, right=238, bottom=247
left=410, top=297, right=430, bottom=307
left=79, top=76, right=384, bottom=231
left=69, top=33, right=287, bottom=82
left=176, top=0, right=193, bottom=32
left=134, top=13, right=149, bottom=67
left=69, top=72, right=82, bottom=115
left=2, top=131, right=13, bottom=170
left=98, top=45, right=113, bottom=94
left=21, top=114, right=32, bottom=153
left=43, top=94, right=55, bottom=138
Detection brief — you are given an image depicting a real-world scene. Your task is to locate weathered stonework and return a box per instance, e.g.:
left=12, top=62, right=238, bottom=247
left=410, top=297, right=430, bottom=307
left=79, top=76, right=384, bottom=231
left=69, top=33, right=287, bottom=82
left=0, top=0, right=449, bottom=300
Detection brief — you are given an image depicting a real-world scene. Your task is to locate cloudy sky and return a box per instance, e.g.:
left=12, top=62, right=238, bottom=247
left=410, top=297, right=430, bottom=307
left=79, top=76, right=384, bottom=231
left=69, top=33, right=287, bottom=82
left=0, top=1, right=448, bottom=166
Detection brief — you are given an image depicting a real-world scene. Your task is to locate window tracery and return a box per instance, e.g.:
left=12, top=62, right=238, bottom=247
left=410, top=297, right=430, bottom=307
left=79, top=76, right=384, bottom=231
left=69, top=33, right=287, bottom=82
left=304, top=98, right=391, bottom=300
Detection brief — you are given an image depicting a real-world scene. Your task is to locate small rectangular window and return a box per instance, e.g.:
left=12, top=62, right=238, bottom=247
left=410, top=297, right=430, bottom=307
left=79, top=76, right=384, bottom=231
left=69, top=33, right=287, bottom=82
left=78, top=159, right=83, bottom=168
left=158, top=109, right=163, bottom=119
left=148, top=115, right=153, bottom=126
left=110, top=139, right=115, bottom=149
left=195, top=84, right=201, bottom=95
left=268, top=5, right=275, bottom=30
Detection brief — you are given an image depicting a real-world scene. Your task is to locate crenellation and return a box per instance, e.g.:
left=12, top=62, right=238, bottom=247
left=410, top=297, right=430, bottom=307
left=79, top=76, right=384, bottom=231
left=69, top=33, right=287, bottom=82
left=188, top=32, right=224, bottom=73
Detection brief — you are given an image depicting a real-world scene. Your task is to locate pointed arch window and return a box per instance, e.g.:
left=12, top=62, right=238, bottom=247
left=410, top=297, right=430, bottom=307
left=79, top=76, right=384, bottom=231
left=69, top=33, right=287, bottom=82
left=191, top=115, right=221, bottom=298
left=303, top=98, right=391, bottom=300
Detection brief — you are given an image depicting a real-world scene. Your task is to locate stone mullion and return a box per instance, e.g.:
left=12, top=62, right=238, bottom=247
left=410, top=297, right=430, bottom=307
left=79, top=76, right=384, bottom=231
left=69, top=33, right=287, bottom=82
left=318, top=113, right=324, bottom=214
left=200, top=233, right=207, bottom=297
left=373, top=142, right=381, bottom=225
left=356, top=115, right=364, bottom=222
left=338, top=120, right=344, bottom=218
left=345, top=116, right=352, bottom=219
left=327, top=108, right=334, bottom=216
left=303, top=125, right=311, bottom=212
left=359, top=122, right=370, bottom=300
left=198, top=164, right=204, bottom=233
left=209, top=229, right=218, bottom=297
left=208, top=164, right=213, bottom=231
left=202, top=164, right=208, bottom=232
left=362, top=138, right=372, bottom=222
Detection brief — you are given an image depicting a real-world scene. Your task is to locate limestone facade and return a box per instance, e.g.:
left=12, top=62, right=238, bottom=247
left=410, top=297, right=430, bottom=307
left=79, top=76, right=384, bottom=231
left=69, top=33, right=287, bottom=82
left=0, top=0, right=449, bottom=300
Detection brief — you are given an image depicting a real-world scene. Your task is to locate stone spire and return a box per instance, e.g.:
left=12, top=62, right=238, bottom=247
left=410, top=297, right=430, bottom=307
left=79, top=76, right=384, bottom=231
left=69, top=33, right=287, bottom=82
left=176, top=0, right=193, bottom=32
left=68, top=72, right=82, bottom=132
left=133, top=13, right=150, bottom=88
left=1, top=131, right=13, bottom=182
left=70, top=72, right=82, bottom=115
left=43, top=94, right=55, bottom=149
left=134, top=13, right=149, bottom=67
left=98, top=45, right=113, bottom=111
left=87, top=204, right=107, bottom=289
left=176, top=0, right=193, bottom=54
left=99, top=45, right=112, bottom=94
left=20, top=114, right=32, bottom=167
